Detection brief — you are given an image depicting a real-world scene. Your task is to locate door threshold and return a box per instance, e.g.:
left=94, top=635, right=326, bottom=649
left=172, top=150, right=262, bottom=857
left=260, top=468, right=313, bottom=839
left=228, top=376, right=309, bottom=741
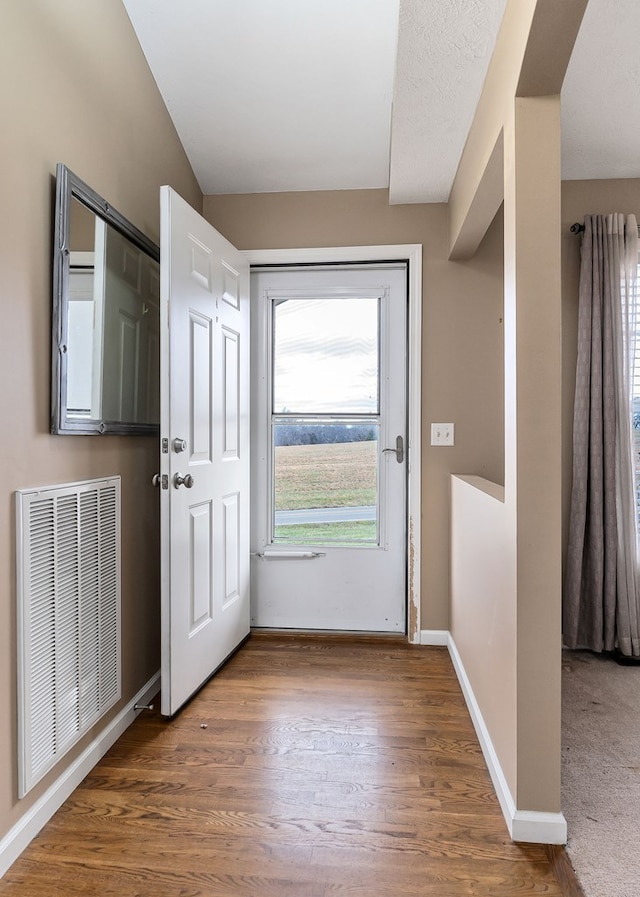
left=250, top=627, right=408, bottom=643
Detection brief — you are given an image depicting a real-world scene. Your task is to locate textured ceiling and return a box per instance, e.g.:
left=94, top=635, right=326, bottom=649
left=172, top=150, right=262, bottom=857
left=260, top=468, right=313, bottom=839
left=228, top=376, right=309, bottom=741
left=122, top=0, right=640, bottom=202
left=561, top=0, right=640, bottom=181
left=389, top=0, right=507, bottom=203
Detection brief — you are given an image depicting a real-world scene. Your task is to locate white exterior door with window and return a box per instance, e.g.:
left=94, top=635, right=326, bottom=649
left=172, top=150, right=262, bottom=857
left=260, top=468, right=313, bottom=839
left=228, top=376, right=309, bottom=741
left=159, top=187, right=250, bottom=716
left=250, top=263, right=407, bottom=632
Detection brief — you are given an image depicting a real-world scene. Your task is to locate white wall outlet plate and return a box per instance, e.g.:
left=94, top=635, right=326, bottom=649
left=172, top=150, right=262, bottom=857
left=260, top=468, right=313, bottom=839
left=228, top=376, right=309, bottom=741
left=431, top=423, right=455, bottom=446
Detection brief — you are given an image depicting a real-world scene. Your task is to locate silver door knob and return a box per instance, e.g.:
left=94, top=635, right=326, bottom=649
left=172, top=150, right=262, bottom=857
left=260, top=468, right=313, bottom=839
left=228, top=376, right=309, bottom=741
left=152, top=473, right=161, bottom=487
left=173, top=472, right=194, bottom=489
left=173, top=437, right=187, bottom=453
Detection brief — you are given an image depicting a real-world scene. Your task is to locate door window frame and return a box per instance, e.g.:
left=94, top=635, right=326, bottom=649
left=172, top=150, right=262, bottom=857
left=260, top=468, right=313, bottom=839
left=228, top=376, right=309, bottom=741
left=244, top=245, right=422, bottom=643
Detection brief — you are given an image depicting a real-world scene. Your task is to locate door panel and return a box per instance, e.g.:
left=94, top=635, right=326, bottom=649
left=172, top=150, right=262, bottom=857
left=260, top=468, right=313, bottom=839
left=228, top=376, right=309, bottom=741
left=250, top=264, right=407, bottom=632
left=189, top=310, right=213, bottom=461
left=223, top=493, right=240, bottom=603
left=189, top=501, right=213, bottom=631
left=222, top=327, right=240, bottom=457
left=160, top=187, right=250, bottom=717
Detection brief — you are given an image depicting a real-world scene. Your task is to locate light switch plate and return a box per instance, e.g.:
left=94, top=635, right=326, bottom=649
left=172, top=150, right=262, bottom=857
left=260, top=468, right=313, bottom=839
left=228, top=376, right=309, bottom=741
left=431, top=423, right=455, bottom=446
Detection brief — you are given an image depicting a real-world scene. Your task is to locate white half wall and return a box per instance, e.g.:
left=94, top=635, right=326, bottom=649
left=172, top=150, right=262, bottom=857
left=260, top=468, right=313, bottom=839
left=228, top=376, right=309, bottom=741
left=450, top=474, right=517, bottom=799
left=449, top=473, right=566, bottom=843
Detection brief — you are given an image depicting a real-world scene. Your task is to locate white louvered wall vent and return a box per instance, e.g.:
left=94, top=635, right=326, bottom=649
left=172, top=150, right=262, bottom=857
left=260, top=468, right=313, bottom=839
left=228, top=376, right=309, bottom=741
left=16, top=477, right=121, bottom=798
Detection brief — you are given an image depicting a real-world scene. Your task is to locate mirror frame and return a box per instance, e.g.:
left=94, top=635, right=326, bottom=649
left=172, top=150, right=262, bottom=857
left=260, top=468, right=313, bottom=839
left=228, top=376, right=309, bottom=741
left=51, top=163, right=161, bottom=435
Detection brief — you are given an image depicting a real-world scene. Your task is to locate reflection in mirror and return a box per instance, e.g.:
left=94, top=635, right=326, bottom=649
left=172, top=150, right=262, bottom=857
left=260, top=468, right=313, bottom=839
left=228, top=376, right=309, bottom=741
left=52, top=164, right=160, bottom=435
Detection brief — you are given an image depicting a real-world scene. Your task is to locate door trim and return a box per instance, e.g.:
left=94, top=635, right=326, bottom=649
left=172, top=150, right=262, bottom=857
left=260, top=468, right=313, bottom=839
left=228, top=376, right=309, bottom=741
left=243, top=245, right=422, bottom=643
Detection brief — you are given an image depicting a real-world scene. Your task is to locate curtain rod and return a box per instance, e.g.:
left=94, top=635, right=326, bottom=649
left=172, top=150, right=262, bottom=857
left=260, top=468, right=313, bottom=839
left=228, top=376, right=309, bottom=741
left=570, top=221, right=640, bottom=235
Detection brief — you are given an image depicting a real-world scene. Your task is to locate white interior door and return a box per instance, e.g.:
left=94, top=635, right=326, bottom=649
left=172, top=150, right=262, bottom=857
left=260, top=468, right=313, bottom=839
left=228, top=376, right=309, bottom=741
left=159, top=187, right=250, bottom=716
left=250, top=263, right=407, bottom=632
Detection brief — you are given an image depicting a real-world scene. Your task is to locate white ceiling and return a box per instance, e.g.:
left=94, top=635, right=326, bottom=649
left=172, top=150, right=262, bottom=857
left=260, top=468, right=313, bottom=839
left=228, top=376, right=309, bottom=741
left=122, top=0, right=399, bottom=195
left=561, top=0, right=640, bottom=181
left=122, top=0, right=640, bottom=203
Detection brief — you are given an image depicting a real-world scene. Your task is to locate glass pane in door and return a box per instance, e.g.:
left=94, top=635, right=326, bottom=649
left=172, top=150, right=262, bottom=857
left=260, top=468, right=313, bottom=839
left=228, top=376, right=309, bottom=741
left=273, top=296, right=379, bottom=414
left=273, top=421, right=379, bottom=544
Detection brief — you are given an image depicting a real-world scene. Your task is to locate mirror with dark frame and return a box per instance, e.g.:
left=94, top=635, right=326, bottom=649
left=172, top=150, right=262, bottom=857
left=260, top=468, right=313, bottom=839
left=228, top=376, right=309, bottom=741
left=51, top=164, right=160, bottom=435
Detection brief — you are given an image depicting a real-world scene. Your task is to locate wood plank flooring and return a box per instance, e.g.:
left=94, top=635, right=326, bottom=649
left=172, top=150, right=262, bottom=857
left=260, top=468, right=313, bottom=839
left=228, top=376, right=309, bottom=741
left=0, top=634, right=584, bottom=896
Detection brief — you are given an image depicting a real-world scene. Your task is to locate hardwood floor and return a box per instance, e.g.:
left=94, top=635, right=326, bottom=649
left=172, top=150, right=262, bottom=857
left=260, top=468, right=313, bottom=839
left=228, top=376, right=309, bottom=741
left=0, top=634, right=584, bottom=896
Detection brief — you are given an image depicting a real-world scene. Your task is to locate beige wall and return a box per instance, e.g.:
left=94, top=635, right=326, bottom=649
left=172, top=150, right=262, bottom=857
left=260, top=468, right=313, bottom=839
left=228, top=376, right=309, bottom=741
left=508, top=95, right=563, bottom=813
left=203, top=189, right=505, bottom=632
left=449, top=0, right=534, bottom=256
left=561, top=178, right=640, bottom=557
left=447, top=0, right=586, bottom=829
left=452, top=95, right=565, bottom=815
left=0, top=0, right=200, bottom=843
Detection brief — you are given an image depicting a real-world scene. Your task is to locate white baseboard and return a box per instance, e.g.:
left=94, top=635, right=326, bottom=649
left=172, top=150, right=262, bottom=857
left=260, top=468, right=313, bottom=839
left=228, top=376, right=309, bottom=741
left=511, top=810, right=568, bottom=844
left=0, top=671, right=160, bottom=879
left=447, top=635, right=567, bottom=845
left=419, top=629, right=449, bottom=646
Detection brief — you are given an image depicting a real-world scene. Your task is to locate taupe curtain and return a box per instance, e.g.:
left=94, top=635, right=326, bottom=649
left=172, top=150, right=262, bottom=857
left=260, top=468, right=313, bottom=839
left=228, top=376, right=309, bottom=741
left=564, top=214, right=640, bottom=656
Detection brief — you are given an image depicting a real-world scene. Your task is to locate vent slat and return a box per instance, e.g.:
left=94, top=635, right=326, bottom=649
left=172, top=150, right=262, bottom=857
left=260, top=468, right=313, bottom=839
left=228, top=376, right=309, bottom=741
left=17, top=477, right=121, bottom=797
